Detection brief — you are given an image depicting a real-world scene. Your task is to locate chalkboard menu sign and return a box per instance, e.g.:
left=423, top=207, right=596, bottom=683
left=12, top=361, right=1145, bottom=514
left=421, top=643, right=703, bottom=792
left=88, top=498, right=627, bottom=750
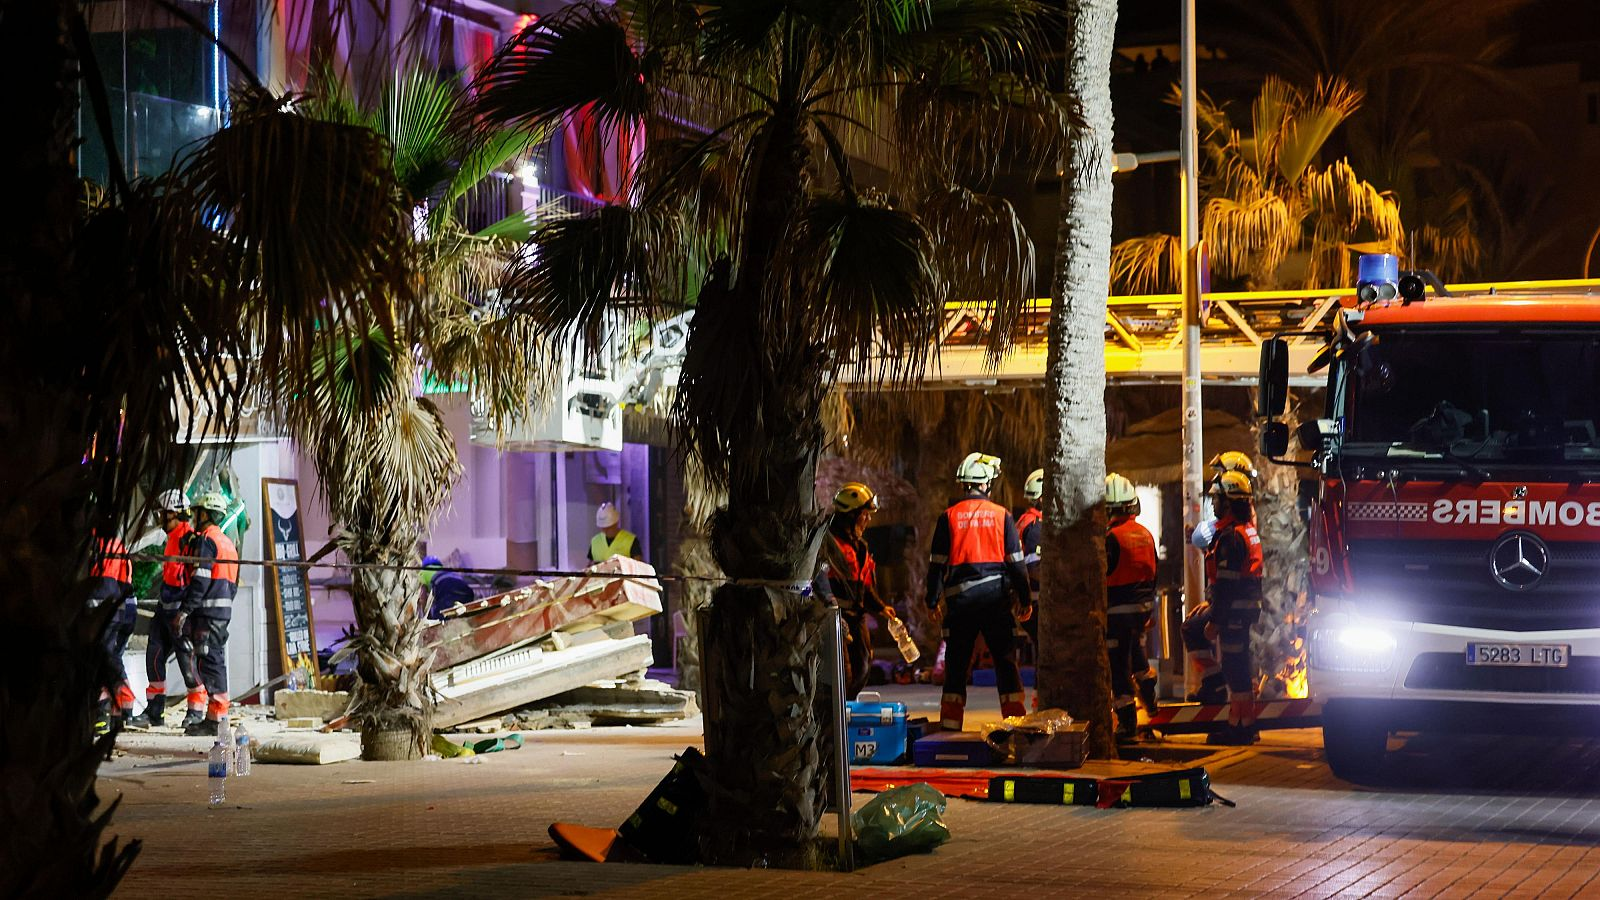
left=263, top=479, right=319, bottom=677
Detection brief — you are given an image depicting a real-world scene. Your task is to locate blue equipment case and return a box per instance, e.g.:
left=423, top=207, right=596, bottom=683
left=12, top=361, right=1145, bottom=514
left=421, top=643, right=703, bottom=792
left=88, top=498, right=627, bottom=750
left=846, top=692, right=909, bottom=765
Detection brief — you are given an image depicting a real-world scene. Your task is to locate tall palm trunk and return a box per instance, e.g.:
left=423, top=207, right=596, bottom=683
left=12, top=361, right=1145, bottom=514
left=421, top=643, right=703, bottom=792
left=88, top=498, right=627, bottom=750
left=693, top=107, right=833, bottom=867
left=0, top=0, right=141, bottom=892
left=1037, top=0, right=1118, bottom=759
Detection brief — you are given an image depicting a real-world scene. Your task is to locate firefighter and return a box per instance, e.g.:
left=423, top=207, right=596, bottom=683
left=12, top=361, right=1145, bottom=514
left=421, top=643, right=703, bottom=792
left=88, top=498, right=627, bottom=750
left=176, top=492, right=239, bottom=737
left=1105, top=473, right=1158, bottom=741
left=89, top=533, right=135, bottom=738
left=1206, top=471, right=1264, bottom=744
left=926, top=453, right=1033, bottom=730
left=816, top=482, right=897, bottom=700
left=589, top=502, right=642, bottom=563
left=1017, top=469, right=1044, bottom=645
left=421, top=556, right=477, bottom=619
left=1183, top=452, right=1257, bottom=703
left=128, top=490, right=206, bottom=730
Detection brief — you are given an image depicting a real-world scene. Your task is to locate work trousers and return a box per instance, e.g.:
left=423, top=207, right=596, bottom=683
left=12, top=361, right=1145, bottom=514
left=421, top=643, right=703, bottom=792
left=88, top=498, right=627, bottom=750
left=1217, top=607, right=1260, bottom=694
left=941, top=582, right=1023, bottom=701
left=1105, top=611, right=1150, bottom=704
left=147, top=611, right=203, bottom=693
left=187, top=615, right=230, bottom=717
left=102, top=612, right=135, bottom=709
left=842, top=610, right=872, bottom=701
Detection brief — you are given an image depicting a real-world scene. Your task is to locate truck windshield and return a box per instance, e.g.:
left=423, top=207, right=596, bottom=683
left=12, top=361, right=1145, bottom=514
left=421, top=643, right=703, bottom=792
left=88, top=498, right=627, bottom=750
left=1344, top=329, right=1600, bottom=460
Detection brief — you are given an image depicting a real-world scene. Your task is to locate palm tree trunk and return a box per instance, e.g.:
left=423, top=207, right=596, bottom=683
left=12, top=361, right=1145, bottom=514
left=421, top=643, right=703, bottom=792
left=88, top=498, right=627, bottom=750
left=1037, top=0, right=1119, bottom=759
left=1253, top=390, right=1311, bottom=698
left=343, top=531, right=432, bottom=759
left=0, top=1, right=141, bottom=893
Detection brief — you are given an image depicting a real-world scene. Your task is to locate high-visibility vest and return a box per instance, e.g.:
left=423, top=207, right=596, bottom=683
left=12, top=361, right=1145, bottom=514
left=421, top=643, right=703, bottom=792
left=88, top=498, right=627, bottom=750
left=1106, top=516, right=1157, bottom=614
left=193, top=523, right=239, bottom=613
left=1208, top=515, right=1263, bottom=610
left=823, top=533, right=876, bottom=611
left=590, top=529, right=637, bottom=562
left=90, top=536, right=132, bottom=586
left=162, top=522, right=192, bottom=588
left=944, top=498, right=1008, bottom=568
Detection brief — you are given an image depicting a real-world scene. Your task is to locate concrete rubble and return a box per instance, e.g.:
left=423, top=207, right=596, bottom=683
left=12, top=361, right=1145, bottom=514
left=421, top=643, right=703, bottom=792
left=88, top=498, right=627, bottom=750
left=425, top=557, right=667, bottom=729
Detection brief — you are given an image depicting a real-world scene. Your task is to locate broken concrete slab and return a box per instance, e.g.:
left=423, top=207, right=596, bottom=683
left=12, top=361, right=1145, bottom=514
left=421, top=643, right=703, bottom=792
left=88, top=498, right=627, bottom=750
left=532, top=680, right=699, bottom=725
left=422, top=557, right=662, bottom=671
left=274, top=689, right=350, bottom=723
left=431, top=634, right=655, bottom=728
left=254, top=732, right=361, bottom=765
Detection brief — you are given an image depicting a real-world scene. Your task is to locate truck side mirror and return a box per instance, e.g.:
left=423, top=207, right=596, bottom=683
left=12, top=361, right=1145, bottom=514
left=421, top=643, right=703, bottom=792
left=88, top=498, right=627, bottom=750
left=1260, top=421, right=1290, bottom=458
left=1257, top=338, right=1289, bottom=418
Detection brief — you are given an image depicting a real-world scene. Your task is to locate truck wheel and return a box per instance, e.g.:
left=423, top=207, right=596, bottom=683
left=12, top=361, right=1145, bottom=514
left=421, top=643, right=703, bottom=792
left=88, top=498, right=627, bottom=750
left=1322, top=707, right=1388, bottom=782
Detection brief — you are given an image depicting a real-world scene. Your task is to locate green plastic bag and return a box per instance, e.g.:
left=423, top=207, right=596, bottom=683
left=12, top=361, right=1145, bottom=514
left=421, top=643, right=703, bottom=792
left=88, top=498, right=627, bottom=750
left=852, top=783, right=950, bottom=862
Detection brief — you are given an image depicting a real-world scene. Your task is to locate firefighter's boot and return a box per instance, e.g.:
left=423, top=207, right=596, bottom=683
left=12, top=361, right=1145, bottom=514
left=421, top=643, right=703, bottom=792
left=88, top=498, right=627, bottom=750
left=1115, top=703, right=1139, bottom=741
left=1000, top=692, right=1028, bottom=720
left=1188, top=672, right=1228, bottom=705
left=939, top=694, right=966, bottom=732
left=184, top=717, right=218, bottom=738
left=179, top=708, right=206, bottom=731
left=126, top=695, right=164, bottom=730
left=94, top=699, right=113, bottom=738
left=1137, top=673, right=1159, bottom=717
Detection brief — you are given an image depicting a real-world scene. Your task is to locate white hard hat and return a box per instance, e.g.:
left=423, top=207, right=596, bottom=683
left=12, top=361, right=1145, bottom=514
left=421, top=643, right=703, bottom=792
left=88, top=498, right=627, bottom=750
left=1106, top=473, right=1140, bottom=515
left=1023, top=469, right=1045, bottom=501
left=956, top=452, right=1002, bottom=486
left=157, top=489, right=188, bottom=512
left=596, top=502, right=620, bottom=529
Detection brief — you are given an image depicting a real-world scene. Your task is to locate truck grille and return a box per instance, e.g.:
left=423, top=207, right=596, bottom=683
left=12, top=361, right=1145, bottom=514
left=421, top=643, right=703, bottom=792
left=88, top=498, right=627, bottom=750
left=1347, top=539, right=1600, bottom=631
left=1404, top=653, right=1600, bottom=694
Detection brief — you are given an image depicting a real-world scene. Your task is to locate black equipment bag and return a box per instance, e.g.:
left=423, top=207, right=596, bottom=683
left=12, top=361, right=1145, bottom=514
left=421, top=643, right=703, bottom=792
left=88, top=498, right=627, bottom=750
left=988, top=766, right=1233, bottom=809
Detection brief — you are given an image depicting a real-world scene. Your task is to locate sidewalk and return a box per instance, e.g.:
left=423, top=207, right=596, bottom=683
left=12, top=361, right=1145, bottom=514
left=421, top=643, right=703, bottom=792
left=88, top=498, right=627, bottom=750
left=101, top=687, right=1600, bottom=898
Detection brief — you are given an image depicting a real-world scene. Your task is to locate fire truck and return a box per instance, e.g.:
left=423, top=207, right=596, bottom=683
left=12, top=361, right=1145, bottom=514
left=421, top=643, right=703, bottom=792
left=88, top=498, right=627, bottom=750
left=1258, top=256, right=1600, bottom=780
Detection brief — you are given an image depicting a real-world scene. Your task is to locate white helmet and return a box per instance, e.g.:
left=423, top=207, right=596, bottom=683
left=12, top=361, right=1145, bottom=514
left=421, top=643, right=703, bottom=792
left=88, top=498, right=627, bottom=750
left=956, top=452, right=1002, bottom=487
left=1023, top=468, right=1045, bottom=501
left=595, top=502, right=620, bottom=529
left=1105, top=473, right=1140, bottom=515
left=157, top=489, right=188, bottom=513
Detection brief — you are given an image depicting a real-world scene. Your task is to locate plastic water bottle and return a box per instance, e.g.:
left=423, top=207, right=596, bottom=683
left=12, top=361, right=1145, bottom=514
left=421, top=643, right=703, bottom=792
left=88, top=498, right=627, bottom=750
left=233, top=725, right=252, bottom=777
left=208, top=741, right=228, bottom=806
left=886, top=615, right=921, bottom=664
left=217, top=714, right=234, bottom=770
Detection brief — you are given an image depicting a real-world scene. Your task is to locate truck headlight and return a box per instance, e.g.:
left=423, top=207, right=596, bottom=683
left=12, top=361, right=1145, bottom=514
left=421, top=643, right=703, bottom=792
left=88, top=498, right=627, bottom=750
left=1312, top=625, right=1397, bottom=673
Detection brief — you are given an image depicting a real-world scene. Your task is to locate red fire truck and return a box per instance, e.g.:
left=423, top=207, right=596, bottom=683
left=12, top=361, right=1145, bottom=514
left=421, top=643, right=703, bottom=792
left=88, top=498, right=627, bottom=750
left=1258, top=261, right=1600, bottom=780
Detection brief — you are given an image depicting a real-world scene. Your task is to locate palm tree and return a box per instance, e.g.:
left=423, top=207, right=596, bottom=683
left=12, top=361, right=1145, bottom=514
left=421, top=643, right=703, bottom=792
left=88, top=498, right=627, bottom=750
left=282, top=64, right=551, bottom=758
left=1110, top=77, right=1402, bottom=293
left=468, top=0, right=1063, bottom=865
left=2, top=2, right=419, bottom=891
left=1037, top=0, right=1119, bottom=760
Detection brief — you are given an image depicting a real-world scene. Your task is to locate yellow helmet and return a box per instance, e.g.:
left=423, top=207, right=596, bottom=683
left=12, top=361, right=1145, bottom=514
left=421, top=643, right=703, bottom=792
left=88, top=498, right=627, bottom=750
left=956, top=452, right=1002, bottom=486
left=1217, top=470, right=1254, bottom=499
left=833, top=482, right=879, bottom=514
left=1023, top=469, right=1045, bottom=501
left=1105, top=473, right=1139, bottom=514
left=1209, top=450, right=1257, bottom=482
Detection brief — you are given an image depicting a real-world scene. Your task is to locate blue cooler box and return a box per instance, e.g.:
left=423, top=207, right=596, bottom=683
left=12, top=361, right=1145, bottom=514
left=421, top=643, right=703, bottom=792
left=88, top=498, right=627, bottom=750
left=846, top=692, right=908, bottom=765
left=911, top=731, right=998, bottom=768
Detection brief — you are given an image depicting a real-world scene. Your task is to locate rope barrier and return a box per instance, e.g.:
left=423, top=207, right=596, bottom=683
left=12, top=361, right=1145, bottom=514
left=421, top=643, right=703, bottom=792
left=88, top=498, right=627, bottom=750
left=113, top=551, right=812, bottom=592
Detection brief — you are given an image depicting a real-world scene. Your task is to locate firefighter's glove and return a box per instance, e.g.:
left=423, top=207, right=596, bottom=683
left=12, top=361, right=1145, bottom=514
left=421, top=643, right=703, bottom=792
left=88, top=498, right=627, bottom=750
left=170, top=611, right=187, bottom=636
left=1203, top=620, right=1218, bottom=642
left=1015, top=602, right=1035, bottom=624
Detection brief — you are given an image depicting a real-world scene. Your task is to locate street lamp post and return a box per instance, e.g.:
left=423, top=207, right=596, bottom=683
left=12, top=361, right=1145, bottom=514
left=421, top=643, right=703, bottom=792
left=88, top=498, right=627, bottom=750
left=1178, top=0, right=1206, bottom=640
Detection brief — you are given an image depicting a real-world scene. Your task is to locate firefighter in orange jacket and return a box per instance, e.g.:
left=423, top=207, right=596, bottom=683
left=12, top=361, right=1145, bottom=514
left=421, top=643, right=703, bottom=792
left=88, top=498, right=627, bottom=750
left=1205, top=471, right=1264, bottom=744
left=1182, top=451, right=1257, bottom=703
left=1105, top=473, right=1158, bottom=741
left=89, top=533, right=135, bottom=738
left=128, top=490, right=208, bottom=730
left=816, top=482, right=896, bottom=700
left=176, top=491, right=239, bottom=736
left=926, top=453, right=1033, bottom=730
left=1016, top=469, right=1044, bottom=644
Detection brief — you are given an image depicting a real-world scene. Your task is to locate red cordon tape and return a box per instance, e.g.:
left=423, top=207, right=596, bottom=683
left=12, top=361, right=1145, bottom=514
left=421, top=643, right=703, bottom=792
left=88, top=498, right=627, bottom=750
left=1146, top=700, right=1322, bottom=732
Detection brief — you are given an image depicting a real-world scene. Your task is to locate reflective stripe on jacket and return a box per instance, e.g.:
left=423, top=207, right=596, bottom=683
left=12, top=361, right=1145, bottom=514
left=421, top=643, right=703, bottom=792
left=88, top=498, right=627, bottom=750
left=182, top=524, right=238, bottom=617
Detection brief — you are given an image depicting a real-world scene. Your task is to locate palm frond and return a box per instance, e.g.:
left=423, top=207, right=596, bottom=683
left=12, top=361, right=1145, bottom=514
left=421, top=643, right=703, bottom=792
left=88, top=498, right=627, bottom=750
left=472, top=4, right=652, bottom=137
left=181, top=86, right=420, bottom=378
left=1109, top=233, right=1182, bottom=294
left=383, top=64, right=469, bottom=205
left=1277, top=77, right=1361, bottom=184
left=1203, top=191, right=1296, bottom=280
left=790, top=192, right=942, bottom=380
left=918, top=185, right=1034, bottom=359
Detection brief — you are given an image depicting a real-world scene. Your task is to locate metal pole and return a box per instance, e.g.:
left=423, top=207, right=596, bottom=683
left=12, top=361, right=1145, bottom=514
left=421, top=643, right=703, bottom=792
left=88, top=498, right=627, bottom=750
left=1178, top=0, right=1206, bottom=639
left=829, top=608, right=854, bottom=872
